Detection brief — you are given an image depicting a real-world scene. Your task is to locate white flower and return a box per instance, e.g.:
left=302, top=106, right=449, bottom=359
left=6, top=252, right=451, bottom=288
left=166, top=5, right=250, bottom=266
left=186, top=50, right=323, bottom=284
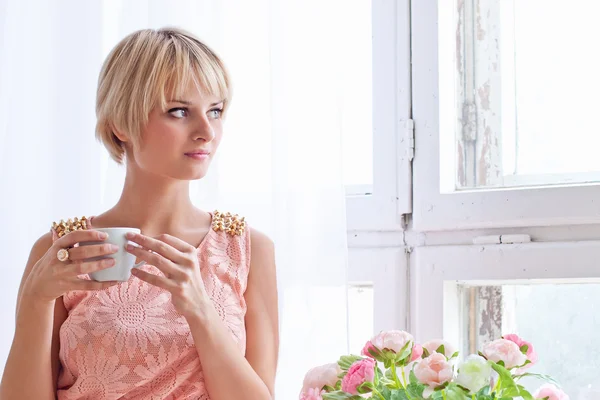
left=455, top=355, right=492, bottom=393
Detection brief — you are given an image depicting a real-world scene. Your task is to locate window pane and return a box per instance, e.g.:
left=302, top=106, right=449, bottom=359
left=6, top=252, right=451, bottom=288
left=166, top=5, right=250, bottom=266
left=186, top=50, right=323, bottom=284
left=340, top=1, right=373, bottom=188
left=458, top=283, right=599, bottom=396
left=440, top=0, right=600, bottom=191
left=348, top=284, right=373, bottom=353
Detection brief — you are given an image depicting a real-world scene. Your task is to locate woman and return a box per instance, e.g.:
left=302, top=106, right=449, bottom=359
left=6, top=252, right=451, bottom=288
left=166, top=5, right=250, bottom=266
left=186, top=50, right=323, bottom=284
left=0, top=27, right=278, bottom=399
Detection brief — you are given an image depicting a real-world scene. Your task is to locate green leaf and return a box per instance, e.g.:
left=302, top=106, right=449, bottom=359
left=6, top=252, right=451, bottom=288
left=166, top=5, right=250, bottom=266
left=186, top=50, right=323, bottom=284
left=357, top=381, right=375, bottom=394
left=450, top=351, right=460, bottom=359
left=396, top=341, right=414, bottom=364
left=475, top=386, right=490, bottom=397
left=390, top=389, right=410, bottom=400
left=520, top=344, right=529, bottom=354
left=409, top=370, right=418, bottom=385
left=431, top=391, right=445, bottom=400
left=407, top=382, right=425, bottom=398
left=422, top=348, right=431, bottom=358
left=322, top=391, right=362, bottom=400
left=338, top=355, right=363, bottom=371
left=445, top=384, right=469, bottom=400
left=518, top=387, right=534, bottom=400
left=436, top=344, right=446, bottom=355
left=489, top=362, right=517, bottom=392
left=379, top=386, right=392, bottom=399
left=513, top=372, right=561, bottom=387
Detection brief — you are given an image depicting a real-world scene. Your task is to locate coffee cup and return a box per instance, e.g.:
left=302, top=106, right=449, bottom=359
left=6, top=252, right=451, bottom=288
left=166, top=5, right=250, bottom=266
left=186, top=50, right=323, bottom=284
left=80, top=227, right=146, bottom=282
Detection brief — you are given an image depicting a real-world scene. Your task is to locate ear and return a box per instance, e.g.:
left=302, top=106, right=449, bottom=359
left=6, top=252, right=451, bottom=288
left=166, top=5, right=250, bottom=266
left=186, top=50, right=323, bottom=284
left=111, top=123, right=129, bottom=143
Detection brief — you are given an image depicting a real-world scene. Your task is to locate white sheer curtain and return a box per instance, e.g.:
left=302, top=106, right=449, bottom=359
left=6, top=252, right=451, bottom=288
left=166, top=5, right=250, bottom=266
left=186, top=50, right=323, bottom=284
left=0, top=0, right=349, bottom=397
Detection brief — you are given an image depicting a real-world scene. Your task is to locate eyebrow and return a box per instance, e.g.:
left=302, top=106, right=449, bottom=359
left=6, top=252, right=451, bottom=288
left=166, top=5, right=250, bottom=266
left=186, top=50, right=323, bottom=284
left=169, top=99, right=225, bottom=107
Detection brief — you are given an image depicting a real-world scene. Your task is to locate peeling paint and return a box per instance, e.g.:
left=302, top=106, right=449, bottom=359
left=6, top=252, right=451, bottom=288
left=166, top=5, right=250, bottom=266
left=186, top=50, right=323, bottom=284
left=476, top=286, right=503, bottom=346
left=476, top=1, right=486, bottom=40
left=478, top=81, right=491, bottom=110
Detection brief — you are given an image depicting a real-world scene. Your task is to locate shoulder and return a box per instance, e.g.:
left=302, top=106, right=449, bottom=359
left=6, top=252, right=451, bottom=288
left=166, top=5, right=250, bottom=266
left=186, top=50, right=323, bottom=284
left=248, top=227, right=275, bottom=277
left=249, top=227, right=274, bottom=254
left=29, top=232, right=54, bottom=263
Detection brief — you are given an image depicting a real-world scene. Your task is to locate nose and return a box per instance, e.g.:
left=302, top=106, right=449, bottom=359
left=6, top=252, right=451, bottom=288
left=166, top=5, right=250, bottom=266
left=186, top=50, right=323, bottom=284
left=192, top=114, right=215, bottom=142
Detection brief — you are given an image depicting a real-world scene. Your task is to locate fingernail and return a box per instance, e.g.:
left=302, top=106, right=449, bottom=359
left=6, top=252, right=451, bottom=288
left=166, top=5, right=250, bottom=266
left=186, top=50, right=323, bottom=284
left=126, top=244, right=134, bottom=251
left=109, top=244, right=119, bottom=252
left=99, top=232, right=108, bottom=239
left=103, top=258, right=116, bottom=266
left=125, top=232, right=135, bottom=239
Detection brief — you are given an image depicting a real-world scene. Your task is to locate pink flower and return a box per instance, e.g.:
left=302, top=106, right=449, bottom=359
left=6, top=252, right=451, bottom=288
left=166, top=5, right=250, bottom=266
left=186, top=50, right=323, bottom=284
left=341, top=358, right=376, bottom=395
left=301, top=363, right=341, bottom=394
left=482, top=339, right=527, bottom=369
left=422, top=339, right=457, bottom=359
left=411, top=343, right=424, bottom=361
left=300, top=387, right=325, bottom=400
left=361, top=340, right=378, bottom=359
left=413, top=353, right=454, bottom=388
left=370, top=330, right=414, bottom=354
left=534, top=384, right=570, bottom=400
left=503, top=334, right=538, bottom=368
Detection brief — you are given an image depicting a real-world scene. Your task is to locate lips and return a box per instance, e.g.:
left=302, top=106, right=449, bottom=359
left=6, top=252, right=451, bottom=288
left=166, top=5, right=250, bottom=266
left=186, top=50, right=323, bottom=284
left=184, top=150, right=211, bottom=160
left=184, top=150, right=210, bottom=156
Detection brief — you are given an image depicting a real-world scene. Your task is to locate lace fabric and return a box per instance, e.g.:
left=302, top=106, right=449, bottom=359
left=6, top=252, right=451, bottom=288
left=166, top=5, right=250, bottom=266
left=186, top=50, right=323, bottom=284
left=53, top=213, right=250, bottom=400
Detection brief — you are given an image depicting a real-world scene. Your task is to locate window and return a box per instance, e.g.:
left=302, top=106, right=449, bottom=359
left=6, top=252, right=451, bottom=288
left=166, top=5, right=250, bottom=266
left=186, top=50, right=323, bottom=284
left=412, top=241, right=600, bottom=398
left=441, top=0, right=600, bottom=191
left=413, top=0, right=600, bottom=231
left=345, top=0, right=412, bottom=231
left=459, top=283, right=600, bottom=395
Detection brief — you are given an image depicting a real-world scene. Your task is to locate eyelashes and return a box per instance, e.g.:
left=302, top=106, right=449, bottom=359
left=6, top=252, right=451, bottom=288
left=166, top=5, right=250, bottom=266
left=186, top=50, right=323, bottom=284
left=168, top=107, right=223, bottom=119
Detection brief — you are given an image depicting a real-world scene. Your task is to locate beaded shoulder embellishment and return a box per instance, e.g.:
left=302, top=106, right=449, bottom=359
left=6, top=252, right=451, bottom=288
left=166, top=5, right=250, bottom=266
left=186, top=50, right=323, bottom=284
left=212, top=210, right=246, bottom=236
left=51, top=216, right=90, bottom=238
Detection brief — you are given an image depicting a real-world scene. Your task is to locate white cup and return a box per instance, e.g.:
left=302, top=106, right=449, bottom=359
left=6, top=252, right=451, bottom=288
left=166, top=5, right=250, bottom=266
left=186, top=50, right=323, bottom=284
left=80, top=227, right=146, bottom=282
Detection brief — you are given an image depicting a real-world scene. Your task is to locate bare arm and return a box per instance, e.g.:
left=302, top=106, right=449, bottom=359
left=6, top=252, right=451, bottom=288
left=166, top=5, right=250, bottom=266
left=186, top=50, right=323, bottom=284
left=1, top=233, right=65, bottom=400
left=188, top=228, right=279, bottom=399
left=124, top=227, right=280, bottom=399
left=1, top=230, right=119, bottom=400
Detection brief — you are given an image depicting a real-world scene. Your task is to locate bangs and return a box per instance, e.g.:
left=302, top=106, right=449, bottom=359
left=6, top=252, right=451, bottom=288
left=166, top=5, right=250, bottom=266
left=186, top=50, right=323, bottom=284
left=96, top=27, right=231, bottom=164
left=150, top=32, right=231, bottom=113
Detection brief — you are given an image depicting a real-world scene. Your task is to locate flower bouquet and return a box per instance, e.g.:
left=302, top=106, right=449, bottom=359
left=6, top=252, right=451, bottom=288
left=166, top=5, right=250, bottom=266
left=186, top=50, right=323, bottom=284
left=299, top=331, right=568, bottom=400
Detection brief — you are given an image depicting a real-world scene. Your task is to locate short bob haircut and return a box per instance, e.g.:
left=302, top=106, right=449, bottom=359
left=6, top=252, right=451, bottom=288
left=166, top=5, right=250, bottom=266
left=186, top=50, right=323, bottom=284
left=95, top=27, right=231, bottom=163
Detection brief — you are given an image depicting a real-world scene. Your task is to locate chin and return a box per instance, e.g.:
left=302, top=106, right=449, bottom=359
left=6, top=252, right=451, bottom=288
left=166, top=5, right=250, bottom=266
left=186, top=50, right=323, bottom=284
left=178, top=167, right=210, bottom=181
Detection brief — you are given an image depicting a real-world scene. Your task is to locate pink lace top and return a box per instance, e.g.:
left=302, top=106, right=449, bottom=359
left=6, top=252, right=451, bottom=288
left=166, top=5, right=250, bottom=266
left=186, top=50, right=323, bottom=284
left=53, top=212, right=251, bottom=400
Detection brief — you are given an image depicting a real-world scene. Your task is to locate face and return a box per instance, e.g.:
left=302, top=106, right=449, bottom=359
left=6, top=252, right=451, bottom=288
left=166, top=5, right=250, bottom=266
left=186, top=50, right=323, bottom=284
left=126, top=81, right=225, bottom=181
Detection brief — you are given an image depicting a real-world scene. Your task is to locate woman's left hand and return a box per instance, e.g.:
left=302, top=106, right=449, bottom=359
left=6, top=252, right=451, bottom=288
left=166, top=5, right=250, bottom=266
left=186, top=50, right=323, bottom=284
left=125, top=232, right=208, bottom=319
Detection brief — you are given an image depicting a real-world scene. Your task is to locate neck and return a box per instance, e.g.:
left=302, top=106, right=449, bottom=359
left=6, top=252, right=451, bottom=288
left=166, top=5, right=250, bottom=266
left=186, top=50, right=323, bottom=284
left=108, top=163, right=200, bottom=234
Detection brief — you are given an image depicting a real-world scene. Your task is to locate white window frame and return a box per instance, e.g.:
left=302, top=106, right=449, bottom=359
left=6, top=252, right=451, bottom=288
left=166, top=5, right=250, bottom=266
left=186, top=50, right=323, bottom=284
left=347, top=245, right=409, bottom=347
left=411, top=0, right=600, bottom=232
left=345, top=0, right=412, bottom=232
left=411, top=241, right=600, bottom=344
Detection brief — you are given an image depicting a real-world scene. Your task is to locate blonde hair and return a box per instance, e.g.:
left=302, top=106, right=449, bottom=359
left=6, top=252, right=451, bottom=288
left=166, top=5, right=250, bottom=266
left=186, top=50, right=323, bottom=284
left=96, top=27, right=231, bottom=163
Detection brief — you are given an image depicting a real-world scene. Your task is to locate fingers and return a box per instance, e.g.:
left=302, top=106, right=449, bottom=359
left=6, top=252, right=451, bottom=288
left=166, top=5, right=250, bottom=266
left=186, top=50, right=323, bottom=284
left=71, top=279, right=120, bottom=291
left=131, top=268, right=176, bottom=291
left=153, top=234, right=195, bottom=253
left=54, top=229, right=108, bottom=249
left=125, top=243, right=183, bottom=278
left=64, top=257, right=116, bottom=276
left=125, top=232, right=190, bottom=265
left=68, top=243, right=119, bottom=261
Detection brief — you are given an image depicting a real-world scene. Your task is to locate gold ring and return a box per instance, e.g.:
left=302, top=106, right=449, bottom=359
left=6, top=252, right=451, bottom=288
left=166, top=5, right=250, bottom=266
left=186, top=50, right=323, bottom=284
left=57, top=248, right=70, bottom=262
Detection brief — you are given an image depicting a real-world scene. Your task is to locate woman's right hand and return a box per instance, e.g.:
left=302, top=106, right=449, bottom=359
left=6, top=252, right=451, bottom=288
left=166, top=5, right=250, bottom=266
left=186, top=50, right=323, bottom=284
left=21, top=229, right=120, bottom=303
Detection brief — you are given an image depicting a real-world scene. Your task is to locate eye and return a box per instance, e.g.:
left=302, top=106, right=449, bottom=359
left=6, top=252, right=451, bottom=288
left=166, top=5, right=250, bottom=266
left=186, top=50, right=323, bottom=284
left=168, top=108, right=188, bottom=118
left=208, top=108, right=223, bottom=119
